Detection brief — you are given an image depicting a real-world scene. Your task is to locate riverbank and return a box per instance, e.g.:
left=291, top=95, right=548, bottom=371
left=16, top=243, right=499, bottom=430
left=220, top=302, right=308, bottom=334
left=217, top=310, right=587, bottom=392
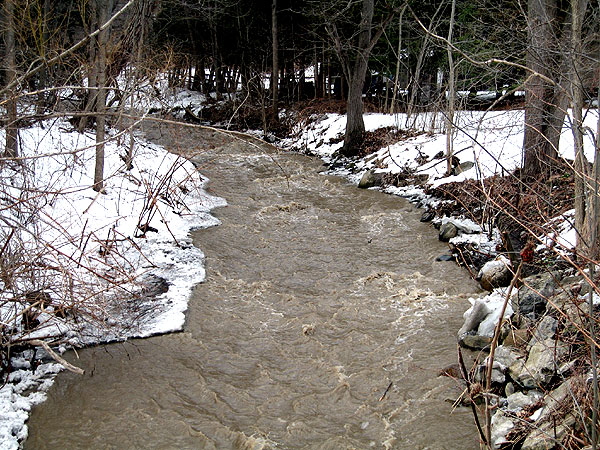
left=0, top=119, right=225, bottom=449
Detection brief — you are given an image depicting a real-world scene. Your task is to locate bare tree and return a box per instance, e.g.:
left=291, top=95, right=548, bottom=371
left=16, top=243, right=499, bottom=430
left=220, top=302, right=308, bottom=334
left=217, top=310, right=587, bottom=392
left=445, top=0, right=456, bottom=176
left=389, top=4, right=406, bottom=115
left=522, top=0, right=573, bottom=177
left=325, top=0, right=397, bottom=157
left=93, top=0, right=114, bottom=192
left=570, top=0, right=599, bottom=261
left=271, top=0, right=280, bottom=125
left=3, top=0, right=18, bottom=158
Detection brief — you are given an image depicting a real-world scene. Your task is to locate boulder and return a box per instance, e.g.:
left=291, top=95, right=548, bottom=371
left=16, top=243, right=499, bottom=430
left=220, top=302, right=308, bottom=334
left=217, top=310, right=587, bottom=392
left=420, top=210, right=435, bottom=222
left=515, top=339, right=569, bottom=388
left=513, top=272, right=559, bottom=319
left=521, top=413, right=577, bottom=450
left=475, top=360, right=506, bottom=384
left=492, top=345, right=522, bottom=370
left=521, top=381, right=580, bottom=450
left=504, top=391, right=543, bottom=413
left=477, top=255, right=512, bottom=291
left=459, top=334, right=492, bottom=350
left=358, top=170, right=384, bottom=189
left=476, top=346, right=523, bottom=385
left=528, top=315, right=558, bottom=349
left=453, top=161, right=475, bottom=175
left=502, top=328, right=530, bottom=347
left=439, top=222, right=458, bottom=242
left=490, top=411, right=515, bottom=449
left=530, top=376, right=583, bottom=423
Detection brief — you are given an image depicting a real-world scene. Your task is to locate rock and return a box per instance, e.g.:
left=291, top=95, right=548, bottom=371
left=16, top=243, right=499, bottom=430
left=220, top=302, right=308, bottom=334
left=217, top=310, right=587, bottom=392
left=358, top=170, right=384, bottom=189
left=475, top=360, right=505, bottom=384
left=559, top=301, right=589, bottom=334
left=477, top=346, right=522, bottom=385
left=545, top=290, right=577, bottom=316
left=420, top=210, right=435, bottom=222
left=439, top=222, right=458, bottom=242
left=502, top=328, right=529, bottom=347
left=459, top=333, right=492, bottom=350
left=513, top=272, right=559, bottom=319
left=505, top=391, right=543, bottom=413
left=477, top=255, right=512, bottom=291
left=435, top=254, right=455, bottom=262
left=453, top=161, right=475, bottom=175
left=528, top=315, right=558, bottom=348
left=458, top=299, right=490, bottom=336
left=516, top=339, right=569, bottom=388
left=141, top=274, right=170, bottom=298
left=504, top=382, right=515, bottom=397
left=438, top=363, right=462, bottom=379
left=302, top=323, right=315, bottom=335
left=493, top=345, right=522, bottom=370
left=531, top=376, right=583, bottom=424
left=490, top=411, right=515, bottom=449
left=521, top=412, right=577, bottom=450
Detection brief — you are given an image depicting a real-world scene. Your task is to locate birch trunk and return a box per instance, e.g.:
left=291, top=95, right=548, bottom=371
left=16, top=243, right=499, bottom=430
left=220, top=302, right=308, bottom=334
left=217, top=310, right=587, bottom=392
left=445, top=0, right=456, bottom=176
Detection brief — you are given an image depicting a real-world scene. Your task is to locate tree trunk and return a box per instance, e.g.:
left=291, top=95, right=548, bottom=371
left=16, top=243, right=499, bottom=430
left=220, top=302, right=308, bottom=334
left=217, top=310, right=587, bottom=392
left=341, top=0, right=375, bottom=157
left=4, top=0, right=18, bottom=158
left=78, top=0, right=99, bottom=133
left=36, top=0, right=52, bottom=114
left=571, top=0, right=596, bottom=259
left=522, top=0, right=568, bottom=177
left=93, top=0, right=113, bottom=192
left=445, top=0, right=456, bottom=176
left=390, top=6, right=406, bottom=115
left=271, top=0, right=279, bottom=125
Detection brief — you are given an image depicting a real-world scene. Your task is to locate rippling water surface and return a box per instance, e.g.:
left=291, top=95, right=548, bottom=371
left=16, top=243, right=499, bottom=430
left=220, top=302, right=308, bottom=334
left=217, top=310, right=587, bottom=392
left=26, top=124, right=481, bottom=449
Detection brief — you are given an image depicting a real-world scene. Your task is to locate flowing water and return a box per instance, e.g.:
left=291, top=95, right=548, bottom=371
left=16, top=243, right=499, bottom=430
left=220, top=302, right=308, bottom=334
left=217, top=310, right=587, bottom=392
left=26, top=124, right=482, bottom=449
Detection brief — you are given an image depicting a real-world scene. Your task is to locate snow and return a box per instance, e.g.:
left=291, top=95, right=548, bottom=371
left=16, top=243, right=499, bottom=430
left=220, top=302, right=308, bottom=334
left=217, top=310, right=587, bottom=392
left=461, top=282, right=515, bottom=338
left=287, top=108, right=598, bottom=188
left=537, top=209, right=577, bottom=252
left=0, top=118, right=224, bottom=449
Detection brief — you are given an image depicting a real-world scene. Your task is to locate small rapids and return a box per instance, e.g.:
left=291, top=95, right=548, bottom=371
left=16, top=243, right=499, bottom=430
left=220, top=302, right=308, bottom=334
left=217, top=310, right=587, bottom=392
left=26, top=125, right=481, bottom=449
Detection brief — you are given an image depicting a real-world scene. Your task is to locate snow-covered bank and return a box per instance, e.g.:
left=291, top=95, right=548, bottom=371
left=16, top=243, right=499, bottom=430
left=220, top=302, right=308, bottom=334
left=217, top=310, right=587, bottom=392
left=284, top=108, right=598, bottom=256
left=0, top=119, right=225, bottom=449
left=285, top=109, right=598, bottom=188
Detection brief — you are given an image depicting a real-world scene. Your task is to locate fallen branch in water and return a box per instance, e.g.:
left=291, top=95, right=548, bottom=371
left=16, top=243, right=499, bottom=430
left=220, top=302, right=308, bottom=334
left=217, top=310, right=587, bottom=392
left=29, top=339, right=85, bottom=375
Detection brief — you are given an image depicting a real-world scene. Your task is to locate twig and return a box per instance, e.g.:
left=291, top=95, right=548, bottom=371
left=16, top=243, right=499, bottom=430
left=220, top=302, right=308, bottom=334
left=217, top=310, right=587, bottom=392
left=484, top=261, right=522, bottom=446
left=378, top=381, right=393, bottom=401
left=458, top=345, right=488, bottom=446
left=83, top=189, right=103, bottom=215
left=29, top=339, right=84, bottom=375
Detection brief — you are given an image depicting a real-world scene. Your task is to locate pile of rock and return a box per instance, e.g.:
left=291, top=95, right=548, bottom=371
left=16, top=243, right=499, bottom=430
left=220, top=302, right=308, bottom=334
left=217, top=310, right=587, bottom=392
left=457, top=266, right=598, bottom=449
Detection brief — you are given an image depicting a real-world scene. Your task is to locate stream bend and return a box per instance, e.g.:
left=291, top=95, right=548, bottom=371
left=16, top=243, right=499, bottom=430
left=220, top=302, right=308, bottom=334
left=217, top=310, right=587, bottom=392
left=26, top=125, right=481, bottom=449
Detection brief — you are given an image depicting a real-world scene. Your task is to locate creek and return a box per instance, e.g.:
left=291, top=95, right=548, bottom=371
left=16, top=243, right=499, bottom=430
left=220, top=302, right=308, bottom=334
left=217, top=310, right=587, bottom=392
left=26, top=124, right=481, bottom=449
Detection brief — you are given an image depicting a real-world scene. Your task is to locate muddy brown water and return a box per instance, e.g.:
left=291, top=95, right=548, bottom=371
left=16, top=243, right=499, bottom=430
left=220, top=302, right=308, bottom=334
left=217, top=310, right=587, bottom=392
left=26, top=124, right=482, bottom=449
